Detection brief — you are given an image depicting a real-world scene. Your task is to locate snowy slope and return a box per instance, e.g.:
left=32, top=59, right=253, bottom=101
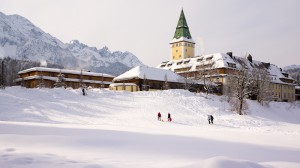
left=0, top=12, right=143, bottom=75
left=0, top=87, right=300, bottom=168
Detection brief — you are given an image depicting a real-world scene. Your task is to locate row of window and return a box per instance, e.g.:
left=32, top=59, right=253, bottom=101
left=172, top=42, right=194, bottom=47
left=270, top=84, right=294, bottom=90
left=176, top=49, right=189, bottom=53
left=272, top=92, right=293, bottom=99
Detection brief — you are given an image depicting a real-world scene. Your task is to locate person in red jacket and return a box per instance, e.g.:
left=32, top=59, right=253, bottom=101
left=157, top=112, right=161, bottom=121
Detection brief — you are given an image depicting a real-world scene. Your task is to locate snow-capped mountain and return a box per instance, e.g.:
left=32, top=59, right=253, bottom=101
left=284, top=64, right=300, bottom=84
left=0, top=12, right=143, bottom=75
left=284, top=64, right=300, bottom=71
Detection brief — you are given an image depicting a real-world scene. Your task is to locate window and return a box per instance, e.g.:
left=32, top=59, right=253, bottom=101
left=184, top=60, right=190, bottom=64
left=206, top=56, right=213, bottom=61
left=227, top=63, right=236, bottom=68
left=197, top=58, right=203, bottom=62
left=177, top=61, right=182, bottom=65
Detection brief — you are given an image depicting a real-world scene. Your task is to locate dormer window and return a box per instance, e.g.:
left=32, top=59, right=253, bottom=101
left=227, top=62, right=236, bottom=68
left=160, top=64, right=166, bottom=68
left=197, top=58, right=203, bottom=62
left=206, top=56, right=213, bottom=61
left=184, top=60, right=190, bottom=64
left=167, top=63, right=172, bottom=67
left=177, top=61, right=182, bottom=65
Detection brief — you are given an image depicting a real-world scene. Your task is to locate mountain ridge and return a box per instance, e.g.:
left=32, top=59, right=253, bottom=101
left=0, top=11, right=144, bottom=76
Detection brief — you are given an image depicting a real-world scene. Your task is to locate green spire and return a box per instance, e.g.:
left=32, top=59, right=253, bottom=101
left=173, top=9, right=192, bottom=39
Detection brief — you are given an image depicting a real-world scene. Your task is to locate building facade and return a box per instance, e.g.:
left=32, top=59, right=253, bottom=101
left=158, top=9, right=295, bottom=102
left=15, top=67, right=115, bottom=89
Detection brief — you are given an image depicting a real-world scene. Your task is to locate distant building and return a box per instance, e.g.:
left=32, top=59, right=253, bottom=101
left=15, top=67, right=115, bottom=89
left=113, top=65, right=205, bottom=91
left=157, top=9, right=295, bottom=102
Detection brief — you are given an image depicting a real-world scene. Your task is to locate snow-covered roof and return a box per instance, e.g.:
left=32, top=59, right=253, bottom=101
left=170, top=37, right=195, bottom=44
left=18, top=67, right=115, bottom=78
left=113, top=66, right=186, bottom=83
left=14, top=75, right=113, bottom=84
left=157, top=53, right=295, bottom=85
left=109, top=83, right=137, bottom=87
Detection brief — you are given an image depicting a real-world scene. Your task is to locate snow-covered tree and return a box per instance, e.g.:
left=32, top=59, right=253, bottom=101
left=196, top=61, right=215, bottom=94
left=252, top=67, right=272, bottom=105
left=227, top=66, right=253, bottom=115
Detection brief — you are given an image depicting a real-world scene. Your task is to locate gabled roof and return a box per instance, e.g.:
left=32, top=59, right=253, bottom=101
left=113, top=66, right=185, bottom=83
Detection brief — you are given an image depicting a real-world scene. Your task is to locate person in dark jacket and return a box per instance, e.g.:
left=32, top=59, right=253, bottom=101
left=210, top=115, right=214, bottom=124
left=208, top=115, right=214, bottom=124
left=82, top=88, right=85, bottom=96
left=168, top=113, right=171, bottom=122
left=158, top=112, right=161, bottom=121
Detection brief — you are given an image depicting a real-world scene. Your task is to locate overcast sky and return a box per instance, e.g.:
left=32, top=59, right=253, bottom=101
left=1, top=0, right=299, bottom=68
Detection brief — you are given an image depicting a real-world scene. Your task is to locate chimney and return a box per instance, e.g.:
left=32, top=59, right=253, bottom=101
left=226, top=52, right=232, bottom=58
left=247, top=54, right=252, bottom=63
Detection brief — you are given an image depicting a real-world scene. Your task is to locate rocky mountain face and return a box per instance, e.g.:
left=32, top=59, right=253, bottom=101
left=0, top=12, right=143, bottom=76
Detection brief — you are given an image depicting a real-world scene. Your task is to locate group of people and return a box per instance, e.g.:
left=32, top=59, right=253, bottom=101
left=157, top=112, right=214, bottom=125
left=157, top=112, right=172, bottom=122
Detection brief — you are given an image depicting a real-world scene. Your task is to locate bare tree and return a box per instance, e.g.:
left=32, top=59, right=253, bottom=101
left=227, top=66, right=253, bottom=115
left=252, top=67, right=272, bottom=105
left=198, top=62, right=215, bottom=94
left=0, top=60, right=5, bottom=89
left=100, top=73, right=105, bottom=89
left=37, top=71, right=46, bottom=88
left=142, top=74, right=149, bottom=91
left=163, top=74, right=169, bottom=90
left=54, top=70, right=67, bottom=88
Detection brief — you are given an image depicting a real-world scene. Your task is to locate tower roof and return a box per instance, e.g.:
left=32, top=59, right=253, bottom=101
left=173, top=9, right=192, bottom=39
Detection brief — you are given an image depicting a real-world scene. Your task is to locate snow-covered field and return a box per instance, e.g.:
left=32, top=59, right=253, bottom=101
left=0, top=87, right=300, bottom=168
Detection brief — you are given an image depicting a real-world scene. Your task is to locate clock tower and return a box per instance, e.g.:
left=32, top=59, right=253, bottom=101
left=170, top=9, right=195, bottom=61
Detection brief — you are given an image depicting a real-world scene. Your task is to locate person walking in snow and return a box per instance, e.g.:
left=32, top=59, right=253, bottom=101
left=168, top=113, right=172, bottom=122
left=82, top=88, right=86, bottom=96
left=158, top=112, right=161, bottom=121
left=210, top=115, right=214, bottom=124
left=208, top=115, right=214, bottom=124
